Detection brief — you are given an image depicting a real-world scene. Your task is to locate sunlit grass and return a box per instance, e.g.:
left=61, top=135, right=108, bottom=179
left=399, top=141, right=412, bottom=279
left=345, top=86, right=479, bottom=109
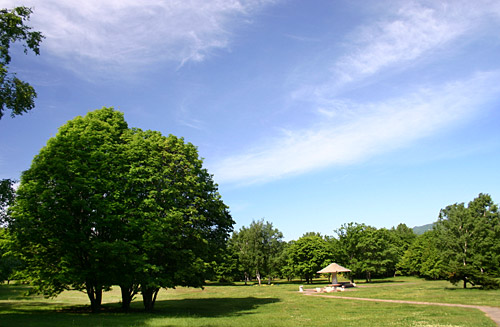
left=0, top=277, right=498, bottom=326
left=321, top=276, right=500, bottom=306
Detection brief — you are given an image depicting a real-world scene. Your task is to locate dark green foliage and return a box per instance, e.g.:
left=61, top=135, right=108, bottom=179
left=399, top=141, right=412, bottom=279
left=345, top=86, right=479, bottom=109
left=0, top=6, right=44, bottom=119
left=0, top=178, right=15, bottom=225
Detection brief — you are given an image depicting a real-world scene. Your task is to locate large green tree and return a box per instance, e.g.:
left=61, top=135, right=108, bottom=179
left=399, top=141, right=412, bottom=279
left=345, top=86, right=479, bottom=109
left=356, top=228, right=400, bottom=282
left=398, top=230, right=445, bottom=280
left=9, top=108, right=233, bottom=312
left=286, top=234, right=331, bottom=284
left=435, top=193, right=500, bottom=289
left=120, top=129, right=233, bottom=310
left=0, top=6, right=43, bottom=119
left=335, top=223, right=399, bottom=282
left=9, top=108, right=129, bottom=312
left=335, top=222, right=369, bottom=281
left=231, top=219, right=284, bottom=285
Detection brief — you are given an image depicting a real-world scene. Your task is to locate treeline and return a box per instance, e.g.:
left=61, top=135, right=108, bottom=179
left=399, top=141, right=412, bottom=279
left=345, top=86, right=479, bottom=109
left=211, top=193, right=500, bottom=289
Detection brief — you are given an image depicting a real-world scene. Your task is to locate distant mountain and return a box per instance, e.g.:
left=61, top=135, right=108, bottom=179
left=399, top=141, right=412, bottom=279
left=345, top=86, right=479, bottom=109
left=412, top=223, right=434, bottom=235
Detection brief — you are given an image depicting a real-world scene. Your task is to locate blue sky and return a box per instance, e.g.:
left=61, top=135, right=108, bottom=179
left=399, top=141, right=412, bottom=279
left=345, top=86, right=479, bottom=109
left=1, top=0, right=500, bottom=240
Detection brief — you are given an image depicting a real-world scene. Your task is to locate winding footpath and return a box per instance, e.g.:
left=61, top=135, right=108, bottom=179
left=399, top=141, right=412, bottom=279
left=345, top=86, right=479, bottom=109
left=303, top=291, right=500, bottom=326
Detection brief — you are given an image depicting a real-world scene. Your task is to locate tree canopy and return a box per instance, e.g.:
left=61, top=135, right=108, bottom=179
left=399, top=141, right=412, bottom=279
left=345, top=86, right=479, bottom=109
left=8, top=107, right=233, bottom=312
left=435, top=193, right=500, bottom=289
left=0, top=6, right=44, bottom=119
left=286, top=233, right=331, bottom=284
left=335, top=223, right=402, bottom=282
left=231, top=219, right=284, bottom=285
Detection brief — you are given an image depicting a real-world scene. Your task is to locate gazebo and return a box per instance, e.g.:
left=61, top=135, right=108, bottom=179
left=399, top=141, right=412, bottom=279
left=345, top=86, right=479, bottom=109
left=317, top=263, right=351, bottom=284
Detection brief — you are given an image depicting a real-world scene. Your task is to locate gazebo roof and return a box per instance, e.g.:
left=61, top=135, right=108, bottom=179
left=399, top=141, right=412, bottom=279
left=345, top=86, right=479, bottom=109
left=317, top=263, right=351, bottom=274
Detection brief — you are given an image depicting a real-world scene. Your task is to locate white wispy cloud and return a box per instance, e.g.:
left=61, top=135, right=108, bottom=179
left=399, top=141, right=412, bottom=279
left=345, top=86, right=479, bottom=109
left=5, top=0, right=276, bottom=73
left=334, top=2, right=466, bottom=84
left=304, top=0, right=500, bottom=96
left=210, top=0, right=500, bottom=186
left=212, top=71, right=500, bottom=185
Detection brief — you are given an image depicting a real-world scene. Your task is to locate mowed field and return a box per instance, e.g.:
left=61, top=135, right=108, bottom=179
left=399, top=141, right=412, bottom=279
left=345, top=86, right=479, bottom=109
left=0, top=277, right=498, bottom=327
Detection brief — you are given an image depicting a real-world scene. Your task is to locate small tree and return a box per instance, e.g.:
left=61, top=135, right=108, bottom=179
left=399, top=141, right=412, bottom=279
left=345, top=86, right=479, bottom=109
left=232, top=219, right=284, bottom=285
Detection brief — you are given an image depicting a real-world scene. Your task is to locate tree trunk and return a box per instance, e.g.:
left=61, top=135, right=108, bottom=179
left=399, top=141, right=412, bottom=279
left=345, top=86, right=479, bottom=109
left=244, top=272, right=249, bottom=285
left=120, top=284, right=138, bottom=312
left=142, top=287, right=160, bottom=312
left=463, top=279, right=467, bottom=289
left=86, top=283, right=102, bottom=313
left=256, top=270, right=261, bottom=286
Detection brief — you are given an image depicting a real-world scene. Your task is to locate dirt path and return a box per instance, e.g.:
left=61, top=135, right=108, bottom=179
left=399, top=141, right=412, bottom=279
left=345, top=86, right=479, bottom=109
left=304, top=292, right=500, bottom=326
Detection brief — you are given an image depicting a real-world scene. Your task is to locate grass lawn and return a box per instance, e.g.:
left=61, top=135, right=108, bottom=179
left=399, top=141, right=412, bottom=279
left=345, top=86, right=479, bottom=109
left=0, top=277, right=498, bottom=326
left=329, top=276, right=500, bottom=307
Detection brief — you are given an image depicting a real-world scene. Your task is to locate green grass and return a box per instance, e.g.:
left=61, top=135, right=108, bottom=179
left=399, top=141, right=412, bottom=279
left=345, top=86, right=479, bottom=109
left=329, top=276, right=500, bottom=306
left=0, top=277, right=498, bottom=326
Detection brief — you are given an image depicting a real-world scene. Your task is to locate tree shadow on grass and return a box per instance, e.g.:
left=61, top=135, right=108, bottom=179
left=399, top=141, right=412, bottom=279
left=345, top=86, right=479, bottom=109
left=0, top=297, right=280, bottom=326
left=0, top=284, right=33, bottom=300
left=152, top=296, right=280, bottom=317
left=444, top=286, right=484, bottom=291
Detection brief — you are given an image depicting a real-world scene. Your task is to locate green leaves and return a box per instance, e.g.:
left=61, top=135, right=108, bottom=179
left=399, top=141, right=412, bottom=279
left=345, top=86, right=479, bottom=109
left=232, top=219, right=284, bottom=284
left=0, top=6, right=44, bottom=119
left=335, top=223, right=402, bottom=282
left=9, top=107, right=234, bottom=310
left=435, top=193, right=500, bottom=288
left=287, top=234, right=330, bottom=283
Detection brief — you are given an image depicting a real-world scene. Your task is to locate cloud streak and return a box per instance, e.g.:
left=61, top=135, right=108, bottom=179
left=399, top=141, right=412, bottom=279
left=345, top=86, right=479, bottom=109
left=210, top=0, right=500, bottom=186
left=334, top=2, right=466, bottom=84
left=6, top=0, right=276, bottom=74
left=301, top=0, right=500, bottom=97
left=212, top=71, right=500, bottom=184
